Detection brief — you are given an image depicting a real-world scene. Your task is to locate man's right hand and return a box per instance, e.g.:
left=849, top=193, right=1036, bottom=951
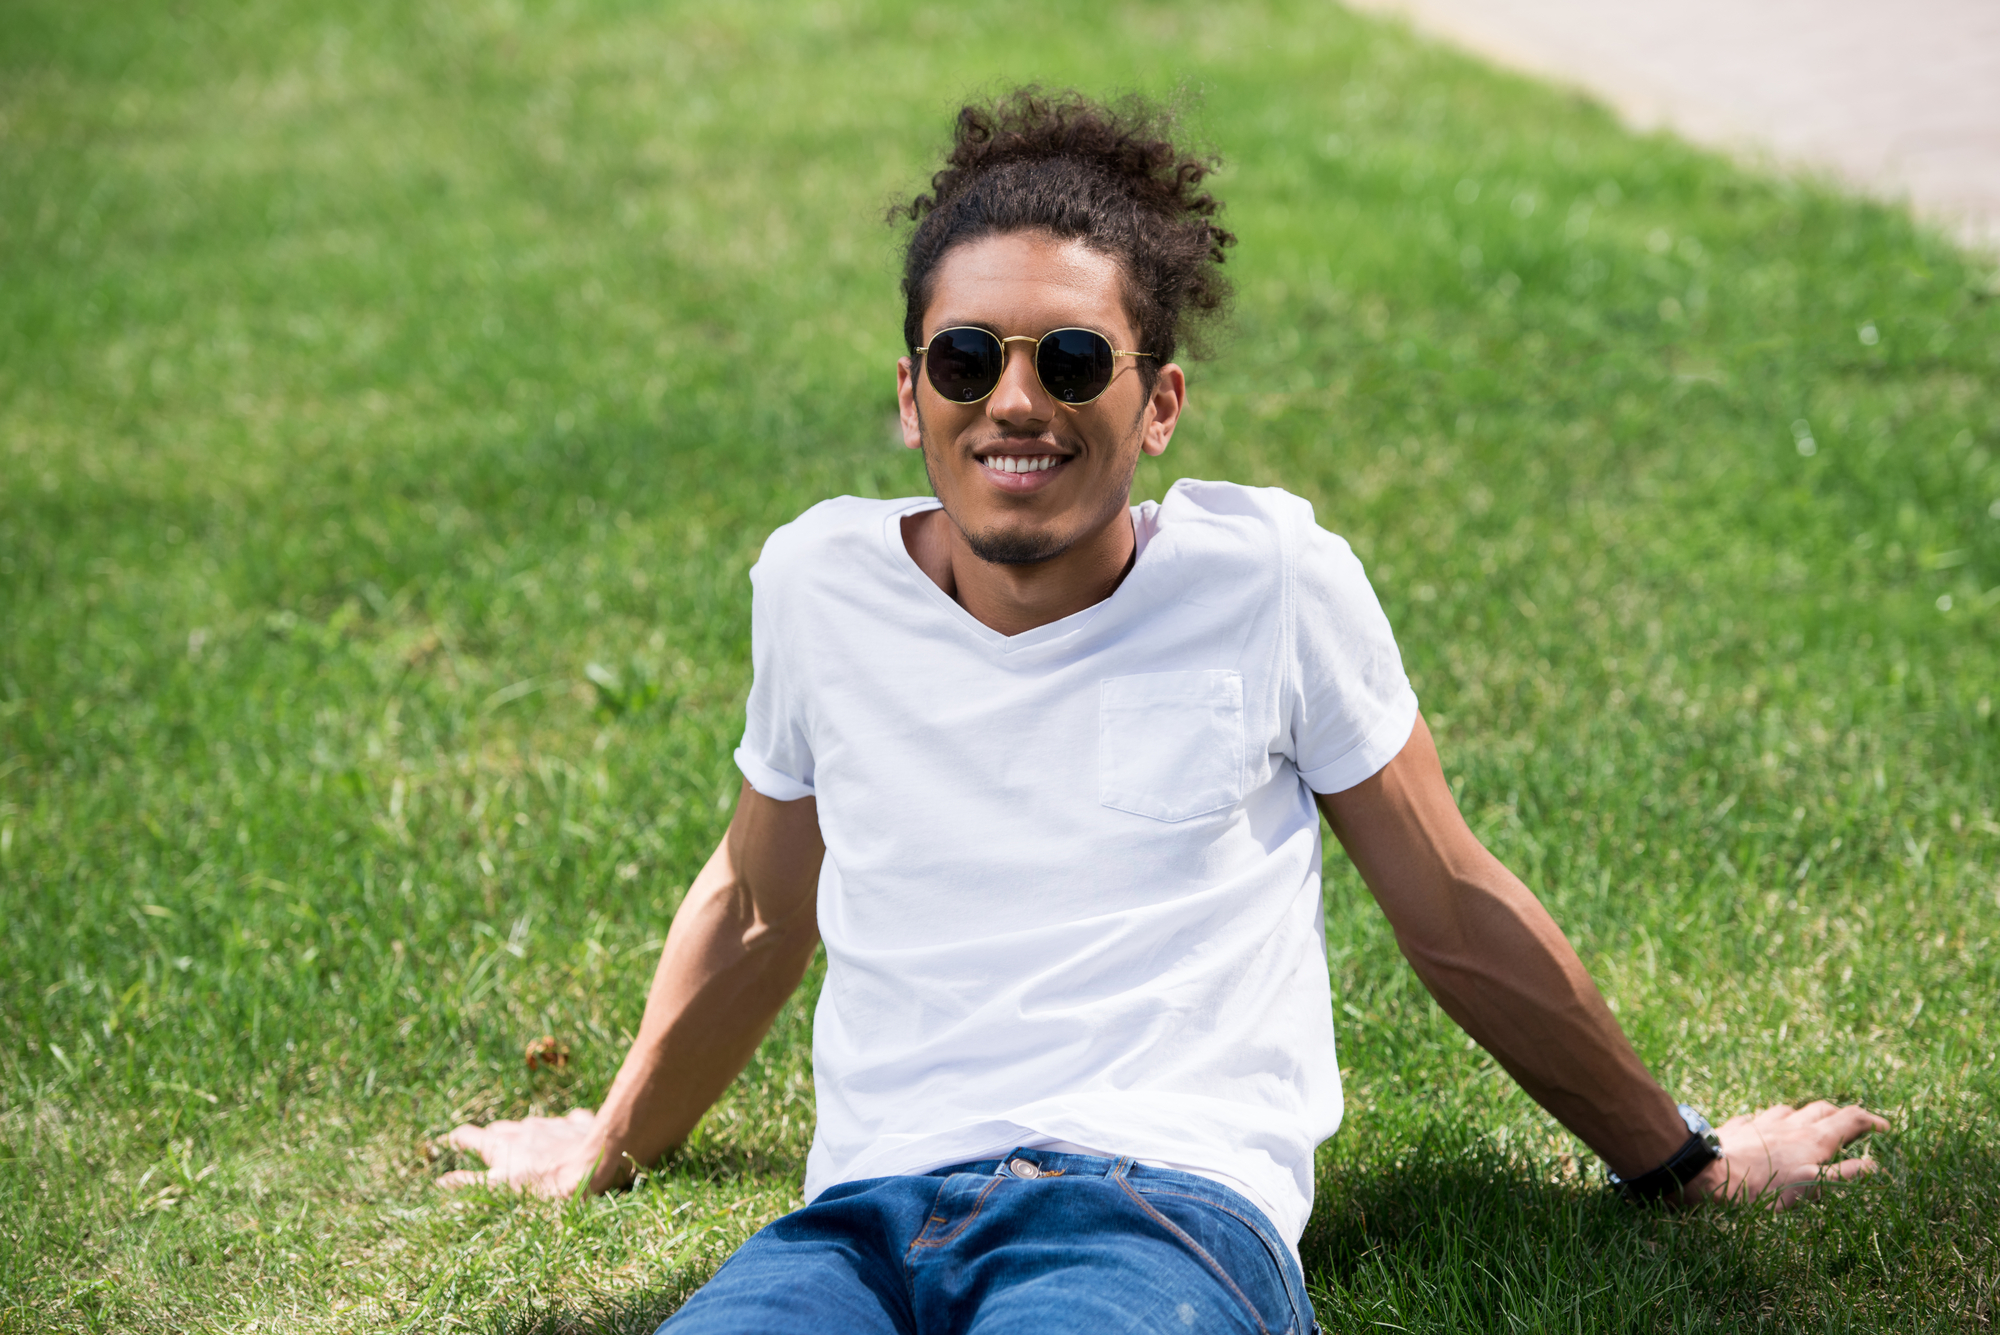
left=432, top=783, right=825, bottom=1201
left=439, top=1107, right=617, bottom=1197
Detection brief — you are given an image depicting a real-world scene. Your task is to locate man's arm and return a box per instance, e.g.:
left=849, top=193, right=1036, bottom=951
left=1317, top=712, right=1886, bottom=1205
left=441, top=780, right=824, bottom=1196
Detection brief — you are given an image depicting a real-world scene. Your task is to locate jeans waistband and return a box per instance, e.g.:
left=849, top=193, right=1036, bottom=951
left=930, top=1148, right=1232, bottom=1190
left=928, top=1147, right=1314, bottom=1335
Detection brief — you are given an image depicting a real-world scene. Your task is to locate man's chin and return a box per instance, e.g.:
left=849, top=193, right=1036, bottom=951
left=961, top=524, right=1072, bottom=566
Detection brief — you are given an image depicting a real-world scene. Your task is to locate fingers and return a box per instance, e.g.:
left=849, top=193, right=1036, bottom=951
left=446, top=1120, right=506, bottom=1156
left=434, top=1110, right=602, bottom=1196
left=1743, top=1101, right=1890, bottom=1137
left=1826, top=1105, right=1891, bottom=1144
left=444, top=1111, right=593, bottom=1161
left=1715, top=1099, right=1889, bottom=1209
left=1768, top=1154, right=1879, bottom=1210
left=435, top=1166, right=548, bottom=1195
left=441, top=1119, right=529, bottom=1180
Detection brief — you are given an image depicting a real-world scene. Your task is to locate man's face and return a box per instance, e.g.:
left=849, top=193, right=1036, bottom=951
left=896, top=231, right=1183, bottom=566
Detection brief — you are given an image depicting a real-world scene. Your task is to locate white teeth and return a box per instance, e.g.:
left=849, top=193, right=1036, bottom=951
left=984, top=456, right=1059, bottom=474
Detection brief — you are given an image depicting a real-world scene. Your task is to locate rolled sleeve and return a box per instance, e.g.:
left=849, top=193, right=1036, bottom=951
left=1297, top=684, right=1417, bottom=794
left=734, top=745, right=816, bottom=802
left=1288, top=514, right=1418, bottom=795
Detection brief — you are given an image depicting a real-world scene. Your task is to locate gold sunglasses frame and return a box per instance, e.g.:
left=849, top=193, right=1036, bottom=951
left=911, top=327, right=1155, bottom=408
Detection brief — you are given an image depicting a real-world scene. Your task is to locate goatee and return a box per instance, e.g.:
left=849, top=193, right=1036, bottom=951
left=959, top=526, right=1072, bottom=566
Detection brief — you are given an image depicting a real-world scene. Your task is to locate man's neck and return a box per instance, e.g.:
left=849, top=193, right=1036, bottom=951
left=901, top=505, right=1137, bottom=638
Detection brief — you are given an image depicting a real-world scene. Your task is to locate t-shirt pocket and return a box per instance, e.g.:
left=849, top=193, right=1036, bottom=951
left=1098, top=670, right=1247, bottom=823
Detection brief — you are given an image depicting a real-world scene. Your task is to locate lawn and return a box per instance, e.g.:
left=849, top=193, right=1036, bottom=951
left=1, top=0, right=1996, bottom=1330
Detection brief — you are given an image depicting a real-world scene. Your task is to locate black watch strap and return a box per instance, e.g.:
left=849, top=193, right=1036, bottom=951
left=1608, top=1104, right=1722, bottom=1202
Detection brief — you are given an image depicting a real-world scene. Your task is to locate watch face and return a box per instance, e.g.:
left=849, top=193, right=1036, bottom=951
left=1676, top=1103, right=1715, bottom=1138
left=1611, top=1105, right=1723, bottom=1200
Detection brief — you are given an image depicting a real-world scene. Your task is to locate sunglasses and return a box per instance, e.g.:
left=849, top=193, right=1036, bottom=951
left=912, top=327, right=1154, bottom=407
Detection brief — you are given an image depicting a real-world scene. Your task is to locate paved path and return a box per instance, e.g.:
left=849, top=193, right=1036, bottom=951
left=1345, top=0, right=2000, bottom=251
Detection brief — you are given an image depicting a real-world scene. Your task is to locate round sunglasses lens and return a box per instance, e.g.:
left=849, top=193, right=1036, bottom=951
left=925, top=328, right=1003, bottom=403
left=1037, top=329, right=1115, bottom=404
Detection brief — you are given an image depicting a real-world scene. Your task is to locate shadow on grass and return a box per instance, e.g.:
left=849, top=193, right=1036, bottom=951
left=1304, top=1118, right=1998, bottom=1334
left=485, top=1271, right=707, bottom=1335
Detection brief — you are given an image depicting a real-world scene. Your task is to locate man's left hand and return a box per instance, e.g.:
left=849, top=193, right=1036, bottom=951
left=1689, top=1101, right=1890, bottom=1208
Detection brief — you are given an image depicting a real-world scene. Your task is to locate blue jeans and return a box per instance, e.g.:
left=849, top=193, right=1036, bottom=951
left=660, top=1148, right=1315, bottom=1335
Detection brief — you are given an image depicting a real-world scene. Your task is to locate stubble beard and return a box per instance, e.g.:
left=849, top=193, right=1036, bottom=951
left=959, top=523, right=1072, bottom=566
left=917, top=404, right=1145, bottom=567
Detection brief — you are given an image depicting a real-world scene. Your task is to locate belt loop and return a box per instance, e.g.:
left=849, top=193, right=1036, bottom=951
left=1109, top=1155, right=1135, bottom=1182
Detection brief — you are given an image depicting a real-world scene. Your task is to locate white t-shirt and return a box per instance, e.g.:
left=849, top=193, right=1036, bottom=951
left=733, top=478, right=1418, bottom=1247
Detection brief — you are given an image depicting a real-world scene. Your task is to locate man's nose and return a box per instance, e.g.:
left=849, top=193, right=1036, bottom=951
left=986, top=339, right=1051, bottom=426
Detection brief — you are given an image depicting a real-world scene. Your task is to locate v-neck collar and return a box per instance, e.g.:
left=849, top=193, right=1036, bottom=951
left=878, top=497, right=1150, bottom=658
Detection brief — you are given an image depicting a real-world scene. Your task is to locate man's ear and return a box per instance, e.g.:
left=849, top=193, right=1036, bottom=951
left=1140, top=363, right=1187, bottom=458
left=896, top=358, right=924, bottom=451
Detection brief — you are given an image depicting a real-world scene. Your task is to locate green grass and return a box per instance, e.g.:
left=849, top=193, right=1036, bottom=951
left=2, top=0, right=1996, bottom=1330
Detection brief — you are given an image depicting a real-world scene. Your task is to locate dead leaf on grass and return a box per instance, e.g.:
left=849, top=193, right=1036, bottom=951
left=524, top=1035, right=569, bottom=1071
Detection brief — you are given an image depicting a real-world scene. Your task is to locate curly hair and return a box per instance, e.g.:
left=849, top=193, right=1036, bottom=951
left=892, top=88, right=1235, bottom=379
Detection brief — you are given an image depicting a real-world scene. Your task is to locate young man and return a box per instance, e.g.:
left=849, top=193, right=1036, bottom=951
left=443, top=92, right=1886, bottom=1334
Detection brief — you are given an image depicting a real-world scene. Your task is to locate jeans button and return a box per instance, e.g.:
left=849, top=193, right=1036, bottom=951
left=1008, top=1158, right=1040, bottom=1179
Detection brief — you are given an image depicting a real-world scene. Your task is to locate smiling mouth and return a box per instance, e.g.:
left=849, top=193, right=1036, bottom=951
left=979, top=454, right=1069, bottom=475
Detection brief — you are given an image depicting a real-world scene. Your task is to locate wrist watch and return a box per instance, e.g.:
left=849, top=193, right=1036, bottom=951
left=1607, top=1103, right=1722, bottom=1203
